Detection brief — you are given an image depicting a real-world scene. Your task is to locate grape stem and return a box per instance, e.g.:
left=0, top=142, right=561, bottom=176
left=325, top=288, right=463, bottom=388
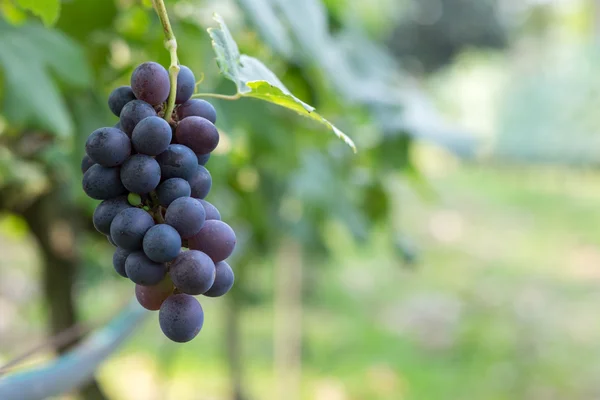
left=152, top=0, right=179, bottom=123
left=191, top=92, right=242, bottom=101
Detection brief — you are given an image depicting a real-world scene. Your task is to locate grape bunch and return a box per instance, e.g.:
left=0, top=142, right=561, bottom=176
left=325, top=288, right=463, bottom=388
left=82, top=62, right=236, bottom=343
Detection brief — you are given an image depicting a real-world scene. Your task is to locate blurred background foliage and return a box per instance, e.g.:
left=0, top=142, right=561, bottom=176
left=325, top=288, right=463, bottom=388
left=2, top=0, right=600, bottom=399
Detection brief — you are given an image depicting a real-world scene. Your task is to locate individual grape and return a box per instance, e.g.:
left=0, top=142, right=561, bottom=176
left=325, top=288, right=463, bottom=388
left=120, top=154, right=161, bottom=194
left=131, top=62, right=170, bottom=106
left=159, top=294, right=204, bottom=343
left=81, top=154, right=95, bottom=174
left=169, top=250, right=216, bottom=295
left=176, top=99, right=217, bottom=124
left=108, top=86, right=136, bottom=116
left=155, top=144, right=197, bottom=180
left=196, top=153, right=210, bottom=166
left=93, top=196, right=131, bottom=235
left=189, top=220, right=236, bottom=263
left=175, top=65, right=196, bottom=104
left=82, top=165, right=127, bottom=200
left=204, top=261, right=234, bottom=297
left=85, top=127, right=131, bottom=167
left=110, top=208, right=155, bottom=250
left=131, top=116, right=172, bottom=156
left=107, top=235, right=117, bottom=247
left=113, top=247, right=131, bottom=278
left=143, top=224, right=181, bottom=263
left=135, top=276, right=174, bottom=311
left=120, top=100, right=157, bottom=136
left=156, top=178, right=191, bottom=207
left=187, top=165, right=212, bottom=199
left=165, top=196, right=206, bottom=239
left=200, top=199, right=221, bottom=221
left=125, top=251, right=166, bottom=286
left=176, top=116, right=219, bottom=154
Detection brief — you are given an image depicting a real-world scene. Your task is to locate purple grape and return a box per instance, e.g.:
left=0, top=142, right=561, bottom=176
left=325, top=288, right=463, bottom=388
left=200, top=199, right=221, bottom=220
left=175, top=65, right=196, bottom=104
left=176, top=99, right=216, bottom=124
left=131, top=62, right=170, bottom=106
left=135, top=276, right=174, bottom=311
left=155, top=144, right=197, bottom=180
left=143, top=224, right=182, bottom=263
left=93, top=196, right=131, bottom=235
left=131, top=116, right=172, bottom=156
left=159, top=294, right=204, bottom=342
left=189, top=220, right=236, bottom=263
left=108, top=86, right=136, bottom=117
left=196, top=153, right=210, bottom=166
left=169, top=250, right=216, bottom=295
left=188, top=165, right=212, bottom=199
left=165, top=196, right=206, bottom=239
left=176, top=116, right=219, bottom=154
left=203, top=261, right=234, bottom=297
left=156, top=178, right=191, bottom=207
left=120, top=154, right=161, bottom=194
left=82, top=164, right=127, bottom=200
left=85, top=127, right=131, bottom=167
left=110, top=208, right=155, bottom=251
left=120, top=100, right=157, bottom=136
left=125, top=251, right=166, bottom=286
left=81, top=154, right=95, bottom=174
left=113, top=247, right=131, bottom=278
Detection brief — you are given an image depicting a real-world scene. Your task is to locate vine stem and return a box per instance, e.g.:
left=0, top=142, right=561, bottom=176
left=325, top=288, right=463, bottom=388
left=152, top=0, right=179, bottom=123
left=192, top=92, right=242, bottom=101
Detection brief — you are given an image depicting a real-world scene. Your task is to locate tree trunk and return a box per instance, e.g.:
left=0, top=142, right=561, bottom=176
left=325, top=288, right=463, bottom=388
left=273, top=239, right=303, bottom=400
left=225, top=294, right=247, bottom=400
left=22, top=186, right=107, bottom=400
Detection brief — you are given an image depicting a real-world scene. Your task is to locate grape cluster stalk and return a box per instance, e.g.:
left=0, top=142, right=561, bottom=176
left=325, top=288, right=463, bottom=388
left=82, top=61, right=235, bottom=343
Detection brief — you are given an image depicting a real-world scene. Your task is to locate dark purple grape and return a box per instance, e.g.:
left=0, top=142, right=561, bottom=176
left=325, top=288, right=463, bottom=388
left=176, top=99, right=217, bottom=124
left=155, top=144, right=197, bottom=180
left=189, top=220, right=236, bottom=263
left=156, top=178, right=191, bottom=207
left=169, top=250, right=215, bottom=295
left=82, top=165, right=127, bottom=200
left=131, top=116, right=172, bottom=156
left=143, top=224, right=181, bottom=263
left=165, top=196, right=205, bottom=239
left=196, top=153, right=210, bottom=166
left=120, top=100, right=157, bottom=136
left=85, top=127, right=131, bottom=167
left=93, top=196, right=131, bottom=235
left=113, top=247, right=131, bottom=278
left=107, top=235, right=117, bottom=247
left=200, top=200, right=221, bottom=221
left=204, top=261, right=234, bottom=297
left=110, top=208, right=155, bottom=250
left=125, top=251, right=166, bottom=286
left=135, top=276, right=174, bottom=310
left=176, top=116, right=219, bottom=154
left=159, top=294, right=204, bottom=342
left=81, top=154, right=95, bottom=174
left=175, top=65, right=196, bottom=104
left=120, top=154, right=161, bottom=194
left=108, top=86, right=136, bottom=116
left=188, top=165, right=212, bottom=199
left=131, top=62, right=170, bottom=106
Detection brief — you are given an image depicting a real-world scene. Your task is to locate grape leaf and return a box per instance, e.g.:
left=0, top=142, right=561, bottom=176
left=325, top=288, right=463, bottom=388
left=0, top=22, right=91, bottom=137
left=207, top=14, right=356, bottom=153
left=15, top=0, right=60, bottom=26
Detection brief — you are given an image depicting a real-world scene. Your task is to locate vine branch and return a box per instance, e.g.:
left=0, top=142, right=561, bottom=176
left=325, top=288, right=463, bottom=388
left=192, top=92, right=242, bottom=101
left=152, top=0, right=179, bottom=123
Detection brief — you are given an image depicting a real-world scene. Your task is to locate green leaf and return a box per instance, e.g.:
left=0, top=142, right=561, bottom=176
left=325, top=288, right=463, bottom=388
left=0, top=22, right=91, bottom=137
left=15, top=0, right=60, bottom=26
left=207, top=14, right=356, bottom=152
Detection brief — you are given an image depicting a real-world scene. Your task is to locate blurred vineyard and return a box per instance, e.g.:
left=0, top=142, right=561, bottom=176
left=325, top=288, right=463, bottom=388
left=2, top=0, right=600, bottom=399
